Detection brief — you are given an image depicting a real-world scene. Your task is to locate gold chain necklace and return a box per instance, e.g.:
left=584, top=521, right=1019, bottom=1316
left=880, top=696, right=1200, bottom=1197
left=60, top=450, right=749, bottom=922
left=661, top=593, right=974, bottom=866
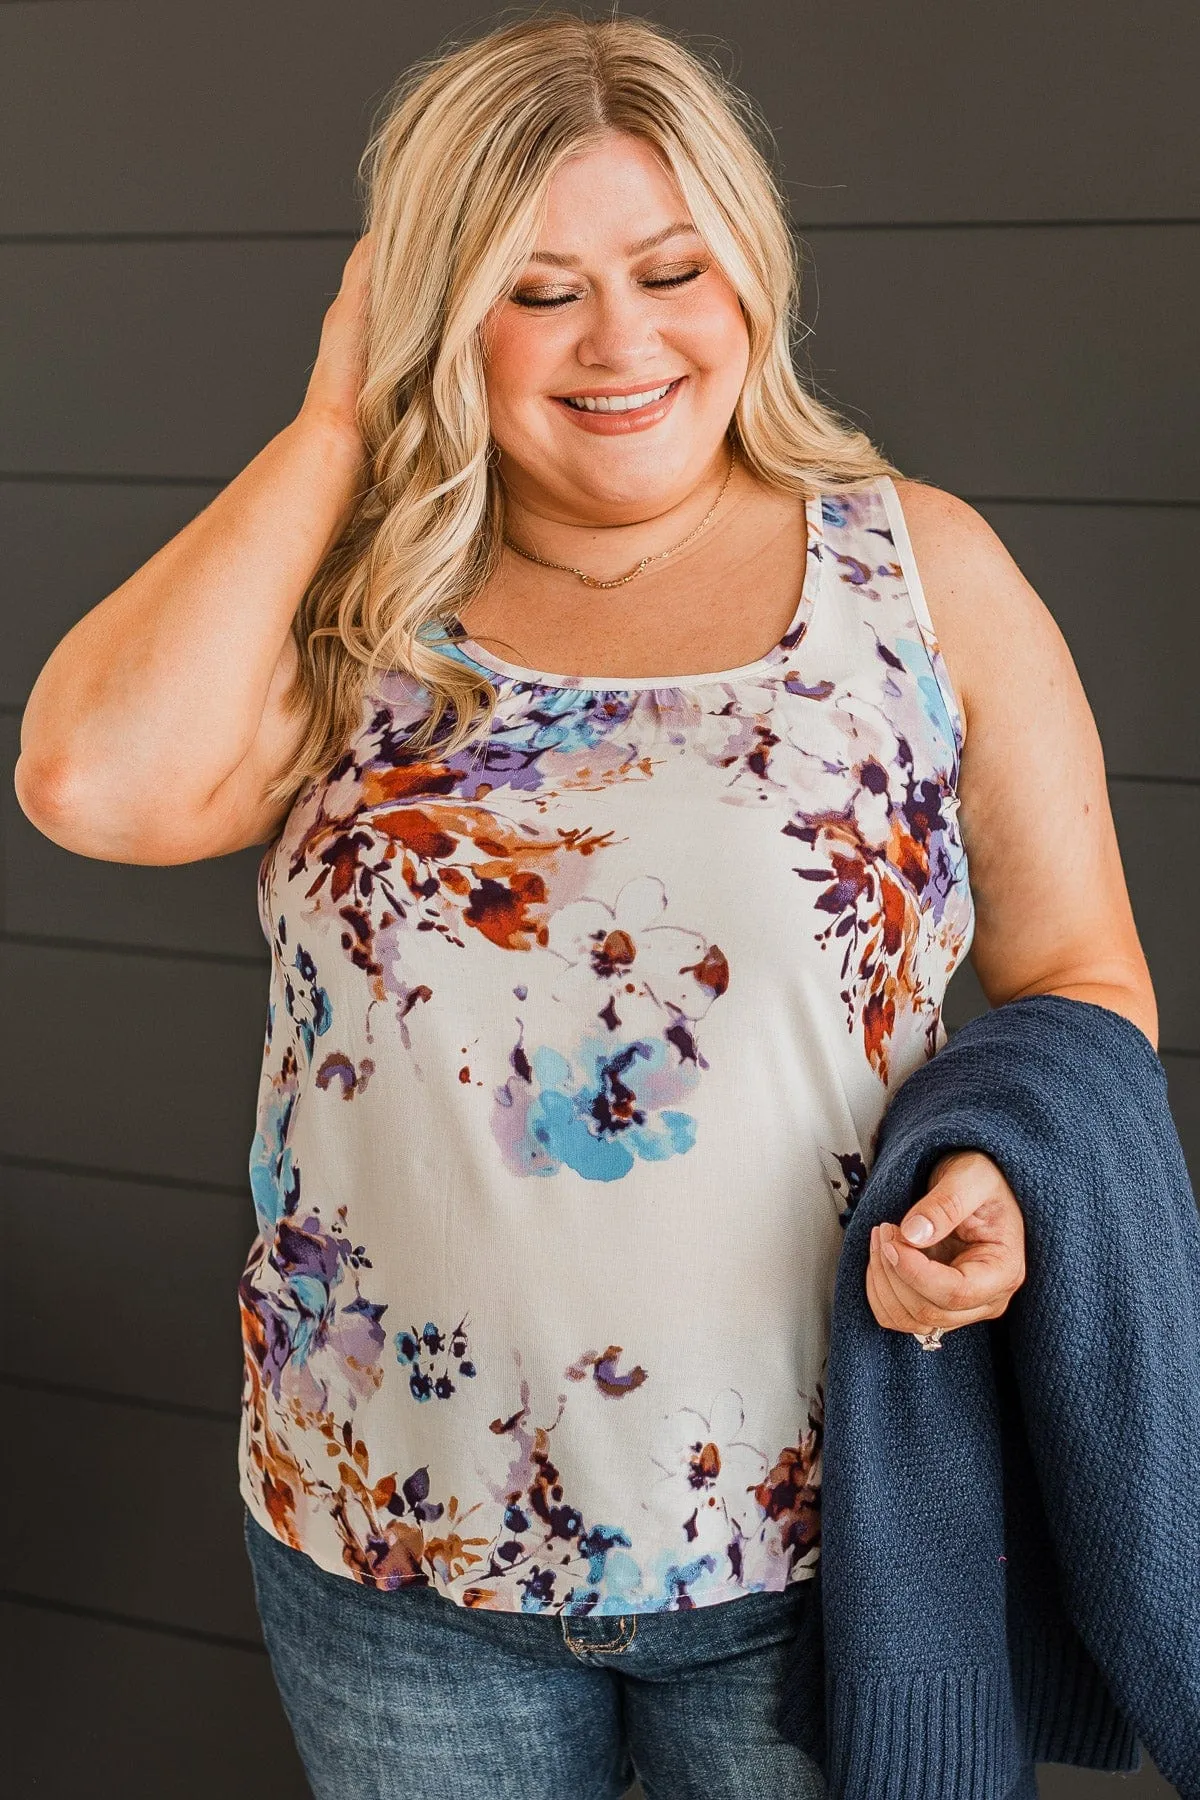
left=501, top=445, right=737, bottom=590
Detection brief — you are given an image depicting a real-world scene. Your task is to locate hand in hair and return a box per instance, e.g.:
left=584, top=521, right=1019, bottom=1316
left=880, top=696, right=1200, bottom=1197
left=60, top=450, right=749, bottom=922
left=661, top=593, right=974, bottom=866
left=298, top=232, right=375, bottom=451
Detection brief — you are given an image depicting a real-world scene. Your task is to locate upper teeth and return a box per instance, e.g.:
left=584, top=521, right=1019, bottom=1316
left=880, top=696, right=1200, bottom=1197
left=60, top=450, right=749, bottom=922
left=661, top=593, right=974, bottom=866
left=562, top=383, right=674, bottom=412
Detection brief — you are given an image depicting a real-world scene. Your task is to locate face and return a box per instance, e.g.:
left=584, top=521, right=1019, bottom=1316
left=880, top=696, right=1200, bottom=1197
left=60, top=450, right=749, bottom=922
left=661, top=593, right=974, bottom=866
left=481, top=131, right=751, bottom=527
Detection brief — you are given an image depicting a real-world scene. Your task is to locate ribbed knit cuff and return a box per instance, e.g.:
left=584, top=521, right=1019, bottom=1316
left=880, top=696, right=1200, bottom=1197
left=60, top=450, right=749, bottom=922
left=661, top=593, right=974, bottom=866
left=824, top=1666, right=1024, bottom=1800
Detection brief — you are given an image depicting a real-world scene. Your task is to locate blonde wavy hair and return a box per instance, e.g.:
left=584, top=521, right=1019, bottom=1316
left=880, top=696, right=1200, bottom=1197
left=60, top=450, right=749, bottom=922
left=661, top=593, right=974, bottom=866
left=266, top=8, right=904, bottom=811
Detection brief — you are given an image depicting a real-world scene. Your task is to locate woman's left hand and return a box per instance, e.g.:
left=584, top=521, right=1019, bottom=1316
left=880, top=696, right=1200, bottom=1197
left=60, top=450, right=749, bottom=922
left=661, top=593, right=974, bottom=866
left=865, top=1148, right=1027, bottom=1338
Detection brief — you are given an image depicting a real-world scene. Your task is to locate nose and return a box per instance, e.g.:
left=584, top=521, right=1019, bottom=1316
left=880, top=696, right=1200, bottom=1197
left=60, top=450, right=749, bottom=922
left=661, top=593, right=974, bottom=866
left=574, top=282, right=662, bottom=374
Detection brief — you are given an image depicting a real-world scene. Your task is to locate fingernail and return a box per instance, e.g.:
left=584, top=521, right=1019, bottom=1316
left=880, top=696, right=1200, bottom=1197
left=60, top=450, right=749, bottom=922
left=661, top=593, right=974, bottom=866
left=902, top=1216, right=934, bottom=1244
left=883, top=1237, right=900, bottom=1266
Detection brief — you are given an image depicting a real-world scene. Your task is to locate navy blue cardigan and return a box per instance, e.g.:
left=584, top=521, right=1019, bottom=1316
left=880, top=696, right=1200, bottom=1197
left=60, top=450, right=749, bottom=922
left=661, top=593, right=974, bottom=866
left=775, top=994, right=1200, bottom=1800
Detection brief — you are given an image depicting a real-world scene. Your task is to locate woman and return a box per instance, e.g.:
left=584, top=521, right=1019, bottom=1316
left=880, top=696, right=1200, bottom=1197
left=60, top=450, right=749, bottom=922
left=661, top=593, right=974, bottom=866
left=15, top=12, right=1157, bottom=1799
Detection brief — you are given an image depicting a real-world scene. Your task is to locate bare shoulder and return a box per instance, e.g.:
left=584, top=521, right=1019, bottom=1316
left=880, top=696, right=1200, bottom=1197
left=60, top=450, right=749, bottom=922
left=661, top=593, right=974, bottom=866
left=887, top=477, right=1075, bottom=741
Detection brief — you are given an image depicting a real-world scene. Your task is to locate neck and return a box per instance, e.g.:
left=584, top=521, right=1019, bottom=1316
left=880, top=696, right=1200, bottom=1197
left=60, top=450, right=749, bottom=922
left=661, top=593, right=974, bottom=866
left=499, top=443, right=741, bottom=582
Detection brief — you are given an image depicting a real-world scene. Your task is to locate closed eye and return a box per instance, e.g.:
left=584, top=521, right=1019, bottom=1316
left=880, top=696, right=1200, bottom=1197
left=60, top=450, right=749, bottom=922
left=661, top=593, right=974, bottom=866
left=510, top=266, right=707, bottom=310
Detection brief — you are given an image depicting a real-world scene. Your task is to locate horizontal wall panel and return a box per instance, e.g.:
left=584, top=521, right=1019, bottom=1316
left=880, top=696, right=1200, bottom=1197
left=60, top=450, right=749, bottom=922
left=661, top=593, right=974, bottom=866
left=6, top=482, right=1197, bottom=779
left=4, top=715, right=270, bottom=959
left=0, top=941, right=266, bottom=1189
left=3, top=227, right=1194, bottom=497
left=0, top=1, right=1195, bottom=233
left=0, top=239, right=347, bottom=479
left=2, top=1602, right=309, bottom=1797
left=2, top=478, right=218, bottom=708
left=972, top=503, right=1199, bottom=782
left=0, top=0, right=417, bottom=237
left=0, top=1167, right=250, bottom=1413
left=797, top=225, right=1198, bottom=503
left=1108, top=780, right=1199, bottom=1053
left=1163, top=1056, right=1200, bottom=1185
left=3, top=1383, right=258, bottom=1638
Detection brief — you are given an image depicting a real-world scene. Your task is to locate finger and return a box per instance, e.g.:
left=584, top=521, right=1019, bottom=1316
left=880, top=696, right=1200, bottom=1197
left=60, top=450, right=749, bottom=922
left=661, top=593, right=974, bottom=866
left=876, top=1222, right=1015, bottom=1316
left=868, top=1225, right=954, bottom=1331
left=866, top=1232, right=912, bottom=1332
left=881, top=1221, right=1016, bottom=1315
left=867, top=1228, right=994, bottom=1334
left=899, top=1152, right=1009, bottom=1250
left=873, top=1224, right=960, bottom=1326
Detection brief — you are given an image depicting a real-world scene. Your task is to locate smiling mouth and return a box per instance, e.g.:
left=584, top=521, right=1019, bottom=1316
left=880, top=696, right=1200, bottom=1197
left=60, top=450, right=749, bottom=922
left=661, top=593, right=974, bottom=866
left=556, top=377, right=684, bottom=413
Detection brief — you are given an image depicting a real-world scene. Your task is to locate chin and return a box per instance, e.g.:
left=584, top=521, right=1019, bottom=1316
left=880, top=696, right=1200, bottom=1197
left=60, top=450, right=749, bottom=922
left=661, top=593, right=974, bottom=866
left=564, top=435, right=702, bottom=491
left=567, top=466, right=688, bottom=513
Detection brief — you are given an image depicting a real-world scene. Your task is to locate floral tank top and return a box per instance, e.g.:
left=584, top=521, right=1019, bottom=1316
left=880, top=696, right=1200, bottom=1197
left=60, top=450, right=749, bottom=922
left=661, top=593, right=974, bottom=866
left=238, top=473, right=975, bottom=1616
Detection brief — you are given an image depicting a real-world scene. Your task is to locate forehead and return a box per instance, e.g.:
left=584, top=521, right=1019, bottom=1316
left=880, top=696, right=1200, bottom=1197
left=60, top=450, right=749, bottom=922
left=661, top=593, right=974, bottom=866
left=531, top=134, right=698, bottom=259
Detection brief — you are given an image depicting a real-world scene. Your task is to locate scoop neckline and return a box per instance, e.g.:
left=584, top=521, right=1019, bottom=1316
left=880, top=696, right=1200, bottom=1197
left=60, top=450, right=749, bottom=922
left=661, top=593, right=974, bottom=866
left=445, top=489, right=824, bottom=692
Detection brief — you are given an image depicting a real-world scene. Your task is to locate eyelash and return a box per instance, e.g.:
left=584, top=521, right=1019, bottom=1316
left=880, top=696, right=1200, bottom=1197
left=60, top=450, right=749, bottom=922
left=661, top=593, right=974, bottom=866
left=510, top=267, right=706, bottom=310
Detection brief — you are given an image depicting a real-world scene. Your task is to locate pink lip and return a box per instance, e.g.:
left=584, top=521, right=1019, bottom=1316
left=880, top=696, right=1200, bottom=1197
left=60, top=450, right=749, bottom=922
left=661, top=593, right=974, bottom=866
left=552, top=375, right=686, bottom=434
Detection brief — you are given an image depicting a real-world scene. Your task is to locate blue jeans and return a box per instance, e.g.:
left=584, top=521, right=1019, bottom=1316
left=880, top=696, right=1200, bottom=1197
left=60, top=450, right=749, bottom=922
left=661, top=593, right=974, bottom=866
left=242, top=1506, right=828, bottom=1799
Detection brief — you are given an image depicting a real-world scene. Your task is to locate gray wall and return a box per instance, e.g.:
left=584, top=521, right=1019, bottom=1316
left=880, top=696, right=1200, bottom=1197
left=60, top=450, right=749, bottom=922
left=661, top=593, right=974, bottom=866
left=1, top=3, right=1195, bottom=1796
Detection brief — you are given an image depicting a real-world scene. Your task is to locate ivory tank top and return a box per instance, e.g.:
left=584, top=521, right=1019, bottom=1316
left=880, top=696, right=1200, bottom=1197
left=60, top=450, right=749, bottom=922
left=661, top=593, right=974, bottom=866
left=238, top=472, right=975, bottom=1615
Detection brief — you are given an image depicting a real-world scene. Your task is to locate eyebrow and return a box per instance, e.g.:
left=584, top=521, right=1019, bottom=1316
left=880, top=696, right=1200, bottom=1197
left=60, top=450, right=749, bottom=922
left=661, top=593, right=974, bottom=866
left=526, top=223, right=702, bottom=268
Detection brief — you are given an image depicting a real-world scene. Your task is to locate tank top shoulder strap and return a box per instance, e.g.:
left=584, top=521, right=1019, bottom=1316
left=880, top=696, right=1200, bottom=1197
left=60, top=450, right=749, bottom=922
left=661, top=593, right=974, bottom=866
left=817, top=474, right=967, bottom=784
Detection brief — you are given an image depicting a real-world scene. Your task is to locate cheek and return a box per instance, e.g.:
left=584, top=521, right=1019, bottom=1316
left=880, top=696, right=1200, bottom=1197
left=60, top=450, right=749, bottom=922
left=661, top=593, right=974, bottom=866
left=677, top=297, right=750, bottom=391
left=662, top=293, right=744, bottom=399
left=483, top=312, right=568, bottom=422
